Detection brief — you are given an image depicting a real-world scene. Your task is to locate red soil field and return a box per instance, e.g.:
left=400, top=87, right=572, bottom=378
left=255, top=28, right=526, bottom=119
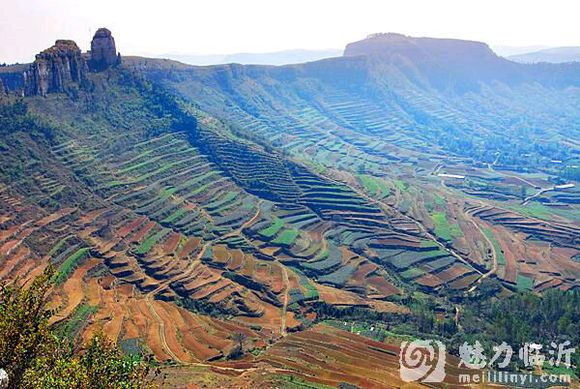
left=177, top=236, right=201, bottom=257
left=128, top=221, right=156, bottom=243
left=366, top=275, right=400, bottom=298
left=51, top=258, right=99, bottom=324
left=226, top=249, right=244, bottom=270
left=115, top=216, right=147, bottom=238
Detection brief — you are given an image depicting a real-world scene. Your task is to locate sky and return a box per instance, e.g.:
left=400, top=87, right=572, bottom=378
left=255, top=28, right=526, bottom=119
left=1, top=0, right=580, bottom=63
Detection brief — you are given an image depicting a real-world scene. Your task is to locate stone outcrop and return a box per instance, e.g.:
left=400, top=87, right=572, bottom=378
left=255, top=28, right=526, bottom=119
left=89, top=28, right=120, bottom=71
left=24, top=40, right=88, bottom=96
left=17, top=28, right=121, bottom=96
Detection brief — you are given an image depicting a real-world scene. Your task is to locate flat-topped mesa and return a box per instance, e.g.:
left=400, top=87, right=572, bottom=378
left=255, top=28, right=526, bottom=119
left=89, top=28, right=121, bottom=71
left=24, top=39, right=88, bottom=96
left=343, top=32, right=510, bottom=91
left=344, top=32, right=498, bottom=63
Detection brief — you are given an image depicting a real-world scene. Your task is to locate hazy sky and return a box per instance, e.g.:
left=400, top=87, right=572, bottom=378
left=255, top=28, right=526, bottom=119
left=2, top=0, right=580, bottom=63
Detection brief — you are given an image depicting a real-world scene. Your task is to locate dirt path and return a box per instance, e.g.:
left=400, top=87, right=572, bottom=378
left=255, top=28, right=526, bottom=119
left=142, top=200, right=264, bottom=363
left=149, top=244, right=208, bottom=297
left=279, top=264, right=290, bottom=337
left=504, top=174, right=540, bottom=190
left=522, top=186, right=554, bottom=205
left=454, top=305, right=463, bottom=331
left=464, top=210, right=498, bottom=293
left=339, top=175, right=482, bottom=274
left=143, top=243, right=209, bottom=362
left=145, top=294, right=183, bottom=363
left=221, top=199, right=263, bottom=239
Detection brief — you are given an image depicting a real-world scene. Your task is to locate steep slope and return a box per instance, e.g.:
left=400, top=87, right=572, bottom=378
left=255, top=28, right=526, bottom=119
left=128, top=33, right=580, bottom=292
left=0, top=32, right=430, bottom=372
left=130, top=36, right=580, bottom=173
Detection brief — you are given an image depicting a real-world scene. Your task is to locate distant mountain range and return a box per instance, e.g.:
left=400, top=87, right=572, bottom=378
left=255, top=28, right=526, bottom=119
left=490, top=45, right=551, bottom=57
left=507, top=46, right=580, bottom=63
left=156, top=44, right=580, bottom=67
left=156, top=48, right=342, bottom=66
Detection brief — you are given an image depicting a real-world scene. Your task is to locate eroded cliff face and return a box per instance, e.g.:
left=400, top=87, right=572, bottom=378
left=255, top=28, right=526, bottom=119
left=14, top=28, right=120, bottom=96
left=23, top=40, right=88, bottom=96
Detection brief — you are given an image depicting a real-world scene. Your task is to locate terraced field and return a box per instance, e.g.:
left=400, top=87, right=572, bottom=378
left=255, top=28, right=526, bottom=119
left=162, top=324, right=481, bottom=388
left=138, top=60, right=579, bottom=295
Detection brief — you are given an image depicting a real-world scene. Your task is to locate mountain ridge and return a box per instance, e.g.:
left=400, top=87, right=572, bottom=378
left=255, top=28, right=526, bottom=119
left=508, top=46, right=580, bottom=63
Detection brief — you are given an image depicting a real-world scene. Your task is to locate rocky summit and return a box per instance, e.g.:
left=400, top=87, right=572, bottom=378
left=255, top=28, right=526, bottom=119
left=89, top=28, right=120, bottom=71
left=23, top=40, right=88, bottom=96
left=0, top=28, right=121, bottom=96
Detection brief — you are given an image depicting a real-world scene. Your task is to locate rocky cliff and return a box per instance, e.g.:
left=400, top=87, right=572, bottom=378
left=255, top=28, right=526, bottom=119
left=23, top=40, right=88, bottom=96
left=89, top=28, right=120, bottom=71
left=0, top=28, right=121, bottom=96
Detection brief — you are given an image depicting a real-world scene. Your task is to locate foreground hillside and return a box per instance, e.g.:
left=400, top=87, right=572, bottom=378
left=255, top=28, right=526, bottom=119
left=0, top=31, right=578, bottom=387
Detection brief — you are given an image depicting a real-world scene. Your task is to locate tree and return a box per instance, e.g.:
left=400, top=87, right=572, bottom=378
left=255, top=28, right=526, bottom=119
left=228, top=332, right=247, bottom=360
left=0, top=267, right=55, bottom=388
left=0, top=266, right=157, bottom=388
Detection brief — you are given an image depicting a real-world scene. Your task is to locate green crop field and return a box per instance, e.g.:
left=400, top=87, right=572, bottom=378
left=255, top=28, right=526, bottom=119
left=54, top=247, right=90, bottom=285
left=258, top=218, right=285, bottom=238
left=272, top=228, right=299, bottom=246
left=482, top=227, right=506, bottom=266
left=431, top=212, right=463, bottom=241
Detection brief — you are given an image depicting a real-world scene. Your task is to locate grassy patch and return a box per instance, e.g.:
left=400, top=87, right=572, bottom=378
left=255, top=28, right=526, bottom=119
left=162, top=207, right=188, bottom=224
left=482, top=228, right=506, bottom=266
left=47, top=236, right=72, bottom=257
left=56, top=303, right=98, bottom=340
left=135, top=229, right=168, bottom=255
left=275, top=374, right=335, bottom=388
left=272, top=229, right=299, bottom=246
left=516, top=274, right=534, bottom=291
left=357, top=174, right=390, bottom=199
left=54, top=247, right=90, bottom=285
left=394, top=180, right=409, bottom=191
left=420, top=240, right=440, bottom=249
left=511, top=203, right=553, bottom=221
left=431, top=212, right=463, bottom=241
left=258, top=218, right=284, bottom=238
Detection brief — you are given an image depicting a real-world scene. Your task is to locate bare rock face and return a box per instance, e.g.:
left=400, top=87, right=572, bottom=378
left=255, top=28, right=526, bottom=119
left=24, top=40, right=88, bottom=96
left=89, top=28, right=120, bottom=71
left=20, top=28, right=120, bottom=96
